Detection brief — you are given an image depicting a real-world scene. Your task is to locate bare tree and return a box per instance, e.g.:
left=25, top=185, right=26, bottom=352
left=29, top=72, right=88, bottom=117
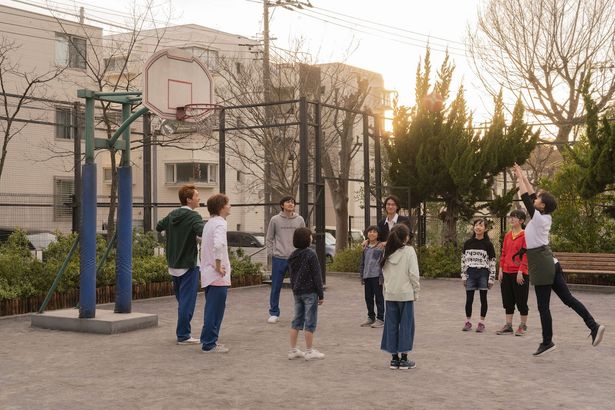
left=318, top=65, right=372, bottom=251
left=216, top=45, right=378, bottom=249
left=0, top=37, right=65, bottom=184
left=44, top=1, right=174, bottom=237
left=468, top=0, right=615, bottom=148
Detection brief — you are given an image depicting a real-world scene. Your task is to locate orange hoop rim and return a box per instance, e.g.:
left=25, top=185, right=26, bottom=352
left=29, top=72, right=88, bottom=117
left=176, top=103, right=223, bottom=122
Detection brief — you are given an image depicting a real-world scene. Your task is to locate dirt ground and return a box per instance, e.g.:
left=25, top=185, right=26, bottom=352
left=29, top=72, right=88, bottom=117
left=1, top=274, right=613, bottom=410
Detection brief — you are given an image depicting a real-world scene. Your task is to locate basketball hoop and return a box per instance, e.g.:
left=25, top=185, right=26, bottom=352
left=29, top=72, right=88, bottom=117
left=176, top=103, right=222, bottom=136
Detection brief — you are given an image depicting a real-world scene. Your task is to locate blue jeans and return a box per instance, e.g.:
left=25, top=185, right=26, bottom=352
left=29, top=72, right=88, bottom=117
left=381, top=301, right=415, bottom=354
left=200, top=286, right=228, bottom=350
left=172, top=267, right=200, bottom=342
left=466, top=268, right=489, bottom=291
left=269, top=257, right=289, bottom=317
left=291, top=292, right=319, bottom=333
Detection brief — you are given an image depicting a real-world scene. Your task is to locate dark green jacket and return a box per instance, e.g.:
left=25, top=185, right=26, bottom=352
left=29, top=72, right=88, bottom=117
left=156, top=207, right=204, bottom=269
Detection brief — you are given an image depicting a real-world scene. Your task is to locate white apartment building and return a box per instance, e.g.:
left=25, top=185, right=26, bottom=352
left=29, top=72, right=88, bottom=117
left=1, top=4, right=392, bottom=241
left=0, top=4, right=101, bottom=233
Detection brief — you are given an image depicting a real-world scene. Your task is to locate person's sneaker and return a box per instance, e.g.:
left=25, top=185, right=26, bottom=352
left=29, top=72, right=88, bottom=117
left=304, top=349, right=325, bottom=361
left=360, top=318, right=375, bottom=327
left=267, top=315, right=279, bottom=324
left=202, top=344, right=229, bottom=353
left=398, top=359, right=416, bottom=370
left=371, top=319, right=385, bottom=328
left=462, top=321, right=472, bottom=331
left=533, top=342, right=556, bottom=356
left=476, top=323, right=486, bottom=333
left=590, top=324, right=606, bottom=347
left=389, top=358, right=400, bottom=370
left=288, top=348, right=305, bottom=360
left=176, top=337, right=200, bottom=345
left=496, top=324, right=513, bottom=335
left=515, top=323, right=528, bottom=336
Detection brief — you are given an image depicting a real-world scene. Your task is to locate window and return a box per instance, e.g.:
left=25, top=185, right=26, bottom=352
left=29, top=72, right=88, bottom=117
left=104, top=56, right=127, bottom=72
left=103, top=168, right=113, bottom=183
left=55, top=106, right=84, bottom=140
left=54, top=178, right=74, bottom=221
left=55, top=107, right=72, bottom=139
left=165, top=162, right=217, bottom=184
left=181, top=46, right=218, bottom=71
left=55, top=33, right=87, bottom=69
left=236, top=62, right=242, bottom=74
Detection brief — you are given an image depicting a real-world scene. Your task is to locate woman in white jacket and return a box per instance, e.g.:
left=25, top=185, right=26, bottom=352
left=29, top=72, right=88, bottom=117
left=380, top=223, right=420, bottom=370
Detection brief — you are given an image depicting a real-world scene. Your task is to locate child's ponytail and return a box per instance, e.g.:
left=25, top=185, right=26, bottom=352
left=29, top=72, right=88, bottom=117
left=380, top=224, right=410, bottom=268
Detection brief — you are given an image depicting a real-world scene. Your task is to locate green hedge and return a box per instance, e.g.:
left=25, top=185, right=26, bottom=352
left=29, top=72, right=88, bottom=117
left=0, top=230, right=262, bottom=300
left=326, top=243, right=462, bottom=279
left=329, top=245, right=363, bottom=272
left=417, top=245, right=461, bottom=278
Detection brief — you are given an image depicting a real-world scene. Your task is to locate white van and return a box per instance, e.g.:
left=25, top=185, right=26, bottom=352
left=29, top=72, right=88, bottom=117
left=324, top=226, right=365, bottom=245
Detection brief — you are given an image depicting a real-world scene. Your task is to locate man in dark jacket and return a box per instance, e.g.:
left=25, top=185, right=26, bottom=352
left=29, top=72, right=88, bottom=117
left=377, top=195, right=411, bottom=242
left=156, top=185, right=204, bottom=345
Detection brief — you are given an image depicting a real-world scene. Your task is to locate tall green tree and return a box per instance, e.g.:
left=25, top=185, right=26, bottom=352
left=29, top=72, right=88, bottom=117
left=387, top=50, right=538, bottom=245
left=570, top=80, right=615, bottom=199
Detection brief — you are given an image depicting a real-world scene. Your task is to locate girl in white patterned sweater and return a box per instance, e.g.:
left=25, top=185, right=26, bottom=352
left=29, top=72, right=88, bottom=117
left=461, top=219, right=496, bottom=333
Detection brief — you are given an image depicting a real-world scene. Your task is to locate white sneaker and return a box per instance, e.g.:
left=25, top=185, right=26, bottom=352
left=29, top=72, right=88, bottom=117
left=288, top=348, right=305, bottom=360
left=305, top=349, right=325, bottom=361
left=202, top=344, right=229, bottom=353
left=267, top=315, right=279, bottom=324
left=177, top=337, right=200, bottom=345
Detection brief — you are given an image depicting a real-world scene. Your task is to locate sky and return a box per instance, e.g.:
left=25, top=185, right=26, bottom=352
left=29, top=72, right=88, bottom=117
left=0, top=0, right=495, bottom=122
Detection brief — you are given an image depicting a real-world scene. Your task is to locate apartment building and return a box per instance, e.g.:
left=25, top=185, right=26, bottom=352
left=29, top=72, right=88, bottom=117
left=1, top=4, right=393, bottom=240
left=0, top=4, right=101, bottom=233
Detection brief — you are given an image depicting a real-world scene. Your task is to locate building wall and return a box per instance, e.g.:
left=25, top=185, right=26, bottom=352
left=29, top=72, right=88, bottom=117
left=0, top=5, right=102, bottom=232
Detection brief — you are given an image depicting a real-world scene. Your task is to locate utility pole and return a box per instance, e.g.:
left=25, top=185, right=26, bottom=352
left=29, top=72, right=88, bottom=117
left=262, top=0, right=273, bottom=232
left=261, top=0, right=314, bottom=231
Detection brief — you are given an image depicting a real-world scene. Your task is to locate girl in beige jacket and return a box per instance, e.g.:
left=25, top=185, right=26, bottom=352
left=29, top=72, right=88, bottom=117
left=380, top=224, right=420, bottom=370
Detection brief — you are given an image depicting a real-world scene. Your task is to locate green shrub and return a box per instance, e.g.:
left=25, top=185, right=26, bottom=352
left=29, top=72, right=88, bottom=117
left=418, top=245, right=461, bottom=278
left=329, top=245, right=363, bottom=272
left=133, top=230, right=161, bottom=258
left=230, top=249, right=263, bottom=276
left=0, top=230, right=46, bottom=298
left=133, top=256, right=169, bottom=284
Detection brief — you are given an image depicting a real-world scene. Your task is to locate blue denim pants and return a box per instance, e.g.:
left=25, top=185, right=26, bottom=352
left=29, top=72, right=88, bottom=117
left=291, top=292, right=319, bottom=333
left=269, top=257, right=289, bottom=317
left=172, top=267, right=200, bottom=342
left=200, top=285, right=228, bottom=351
left=381, top=300, right=415, bottom=354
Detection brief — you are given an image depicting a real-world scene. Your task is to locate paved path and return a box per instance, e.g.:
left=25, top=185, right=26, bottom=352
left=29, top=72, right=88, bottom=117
left=1, top=275, right=613, bottom=410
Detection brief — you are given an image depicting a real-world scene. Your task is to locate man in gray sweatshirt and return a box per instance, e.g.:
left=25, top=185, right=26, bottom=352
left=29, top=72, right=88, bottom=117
left=266, top=196, right=306, bottom=323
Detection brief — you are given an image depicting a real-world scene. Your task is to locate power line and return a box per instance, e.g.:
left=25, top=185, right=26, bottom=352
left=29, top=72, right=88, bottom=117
left=244, top=0, right=470, bottom=57
left=297, top=7, right=468, bottom=54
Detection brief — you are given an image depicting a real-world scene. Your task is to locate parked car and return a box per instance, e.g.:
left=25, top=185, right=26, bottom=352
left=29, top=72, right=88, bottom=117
left=226, top=231, right=267, bottom=266
left=324, top=226, right=365, bottom=245
left=311, top=231, right=336, bottom=263
left=0, top=228, right=57, bottom=260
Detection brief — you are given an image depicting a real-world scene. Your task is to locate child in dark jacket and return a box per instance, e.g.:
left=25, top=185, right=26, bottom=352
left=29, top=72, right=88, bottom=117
left=359, top=225, right=385, bottom=328
left=287, top=227, right=325, bottom=361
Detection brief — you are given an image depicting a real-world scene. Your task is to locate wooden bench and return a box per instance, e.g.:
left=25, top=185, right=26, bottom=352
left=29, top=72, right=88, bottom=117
left=553, top=252, right=615, bottom=275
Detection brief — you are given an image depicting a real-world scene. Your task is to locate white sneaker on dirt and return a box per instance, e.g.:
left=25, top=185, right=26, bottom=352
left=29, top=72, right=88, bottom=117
left=176, top=337, right=200, bottom=345
left=202, top=344, right=229, bottom=353
left=288, top=348, right=305, bottom=360
left=267, top=315, right=279, bottom=324
left=305, top=349, right=325, bottom=361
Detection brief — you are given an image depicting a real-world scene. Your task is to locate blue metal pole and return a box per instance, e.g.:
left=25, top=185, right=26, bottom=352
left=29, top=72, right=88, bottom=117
left=115, top=166, right=132, bottom=313
left=79, top=164, right=97, bottom=318
left=115, top=103, right=133, bottom=313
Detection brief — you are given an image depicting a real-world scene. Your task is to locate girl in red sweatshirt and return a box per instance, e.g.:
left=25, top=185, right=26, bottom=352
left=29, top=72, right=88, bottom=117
left=496, top=209, right=529, bottom=336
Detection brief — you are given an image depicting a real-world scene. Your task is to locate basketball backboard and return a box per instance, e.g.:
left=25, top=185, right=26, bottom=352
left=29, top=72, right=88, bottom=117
left=143, top=48, right=214, bottom=121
